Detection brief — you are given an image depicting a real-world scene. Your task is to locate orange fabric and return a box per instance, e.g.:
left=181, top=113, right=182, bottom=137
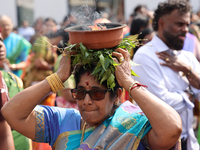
left=39, top=93, right=56, bottom=106
left=32, top=141, right=52, bottom=150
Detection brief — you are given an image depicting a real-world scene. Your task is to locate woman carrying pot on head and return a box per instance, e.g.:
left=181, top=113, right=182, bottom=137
left=1, top=48, right=182, bottom=150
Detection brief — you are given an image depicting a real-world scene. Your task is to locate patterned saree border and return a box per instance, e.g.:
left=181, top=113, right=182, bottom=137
left=53, top=127, right=95, bottom=149
left=77, top=143, right=101, bottom=150
left=132, top=124, right=148, bottom=150
left=109, top=123, right=144, bottom=149
left=80, top=122, right=146, bottom=150
left=34, top=106, right=45, bottom=142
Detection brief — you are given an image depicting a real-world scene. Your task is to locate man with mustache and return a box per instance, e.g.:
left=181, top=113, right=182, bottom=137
left=132, top=0, right=200, bottom=150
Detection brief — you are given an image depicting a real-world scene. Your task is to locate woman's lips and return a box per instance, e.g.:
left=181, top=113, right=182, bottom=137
left=83, top=109, right=96, bottom=112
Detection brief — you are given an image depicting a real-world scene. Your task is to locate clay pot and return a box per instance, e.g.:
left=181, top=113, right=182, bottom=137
left=64, top=23, right=126, bottom=49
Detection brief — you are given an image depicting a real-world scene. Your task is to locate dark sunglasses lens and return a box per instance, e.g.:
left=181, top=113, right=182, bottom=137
left=90, top=89, right=105, bottom=100
left=71, top=89, right=85, bottom=100
left=71, top=89, right=107, bottom=100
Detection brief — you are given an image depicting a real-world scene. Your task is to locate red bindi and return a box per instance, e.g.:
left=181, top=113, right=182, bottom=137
left=85, top=81, right=89, bottom=86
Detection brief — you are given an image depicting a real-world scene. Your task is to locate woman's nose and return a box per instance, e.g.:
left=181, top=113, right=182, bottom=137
left=83, top=93, right=92, bottom=105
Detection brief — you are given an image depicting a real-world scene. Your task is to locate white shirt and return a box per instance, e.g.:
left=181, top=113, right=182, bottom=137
left=18, top=27, right=35, bottom=42
left=132, top=35, right=200, bottom=150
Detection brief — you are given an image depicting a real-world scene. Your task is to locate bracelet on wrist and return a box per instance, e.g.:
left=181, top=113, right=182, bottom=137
left=128, top=81, right=148, bottom=99
left=11, top=64, right=17, bottom=70
left=182, top=66, right=192, bottom=77
left=46, top=73, right=65, bottom=93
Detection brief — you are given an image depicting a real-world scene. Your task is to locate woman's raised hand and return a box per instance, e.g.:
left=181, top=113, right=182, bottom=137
left=112, top=48, right=134, bottom=90
left=56, top=50, right=73, bottom=83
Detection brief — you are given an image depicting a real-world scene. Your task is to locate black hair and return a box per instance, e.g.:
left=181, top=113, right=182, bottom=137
left=74, top=64, right=122, bottom=100
left=134, top=5, right=147, bottom=14
left=63, top=15, right=69, bottom=23
left=134, top=28, right=154, bottom=54
left=138, top=28, right=154, bottom=40
left=130, top=14, right=150, bottom=35
left=63, top=14, right=73, bottom=23
left=44, top=18, right=57, bottom=25
left=153, top=0, right=191, bottom=31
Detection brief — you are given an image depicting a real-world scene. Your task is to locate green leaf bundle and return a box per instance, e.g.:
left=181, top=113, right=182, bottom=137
left=64, top=37, right=139, bottom=90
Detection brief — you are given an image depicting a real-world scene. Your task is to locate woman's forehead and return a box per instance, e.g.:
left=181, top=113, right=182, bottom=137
left=79, top=73, right=102, bottom=87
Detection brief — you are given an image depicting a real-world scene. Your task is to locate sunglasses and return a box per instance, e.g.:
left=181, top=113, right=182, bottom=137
left=71, top=88, right=110, bottom=100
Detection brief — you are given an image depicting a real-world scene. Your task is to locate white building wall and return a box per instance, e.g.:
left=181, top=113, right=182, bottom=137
left=0, top=0, right=69, bottom=27
left=191, top=0, right=200, bottom=12
left=34, top=0, right=68, bottom=25
left=0, top=0, right=199, bottom=27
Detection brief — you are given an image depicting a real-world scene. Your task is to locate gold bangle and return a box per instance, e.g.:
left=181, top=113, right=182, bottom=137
left=52, top=74, right=65, bottom=91
left=46, top=73, right=65, bottom=93
left=46, top=76, right=57, bottom=93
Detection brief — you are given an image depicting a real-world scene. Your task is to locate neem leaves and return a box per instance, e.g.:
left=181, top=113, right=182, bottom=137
left=65, top=37, right=139, bottom=90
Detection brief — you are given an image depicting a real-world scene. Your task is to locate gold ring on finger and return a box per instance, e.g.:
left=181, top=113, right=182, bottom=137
left=62, top=52, right=67, bottom=56
left=165, top=58, right=169, bottom=62
left=119, top=57, right=124, bottom=63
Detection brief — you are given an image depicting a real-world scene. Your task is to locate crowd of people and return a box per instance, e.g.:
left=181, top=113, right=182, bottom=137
left=1, top=0, right=200, bottom=149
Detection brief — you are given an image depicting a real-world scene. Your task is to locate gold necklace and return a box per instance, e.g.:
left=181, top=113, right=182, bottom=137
left=80, top=122, right=87, bottom=145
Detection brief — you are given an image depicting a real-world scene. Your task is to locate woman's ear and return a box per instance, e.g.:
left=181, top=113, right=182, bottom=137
left=115, top=88, right=123, bottom=103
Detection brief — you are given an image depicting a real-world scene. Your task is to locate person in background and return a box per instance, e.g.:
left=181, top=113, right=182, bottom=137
left=133, top=4, right=153, bottom=19
left=132, top=28, right=155, bottom=57
left=0, top=15, right=31, bottom=78
left=0, top=31, right=15, bottom=150
left=13, top=26, right=18, bottom=34
left=127, top=4, right=154, bottom=28
left=61, top=14, right=77, bottom=29
left=128, top=14, right=153, bottom=60
left=18, top=20, right=35, bottom=42
left=183, top=32, right=200, bottom=64
left=2, top=72, right=33, bottom=150
left=57, top=14, right=77, bottom=55
left=197, top=11, right=200, bottom=19
left=23, top=17, right=60, bottom=89
left=183, top=21, right=200, bottom=144
left=0, top=31, right=33, bottom=150
left=188, top=11, right=200, bottom=41
left=30, top=17, right=44, bottom=44
left=130, top=14, right=152, bottom=36
left=190, top=12, right=200, bottom=24
left=132, top=1, right=200, bottom=149
left=23, top=18, right=62, bottom=150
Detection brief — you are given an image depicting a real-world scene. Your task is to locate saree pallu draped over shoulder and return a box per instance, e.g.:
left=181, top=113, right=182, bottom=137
left=34, top=101, right=181, bottom=150
left=78, top=102, right=151, bottom=150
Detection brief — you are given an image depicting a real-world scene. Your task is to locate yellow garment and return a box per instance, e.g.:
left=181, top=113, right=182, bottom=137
left=23, top=36, right=57, bottom=88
